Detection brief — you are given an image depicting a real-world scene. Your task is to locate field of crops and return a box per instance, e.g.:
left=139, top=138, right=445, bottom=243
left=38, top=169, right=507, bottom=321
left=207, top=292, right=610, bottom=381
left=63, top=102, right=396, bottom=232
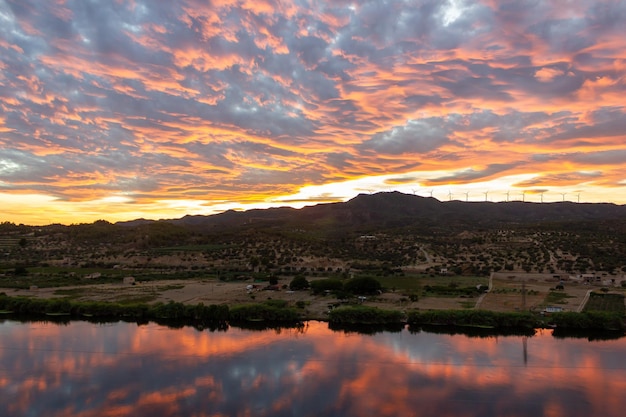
left=583, top=292, right=625, bottom=314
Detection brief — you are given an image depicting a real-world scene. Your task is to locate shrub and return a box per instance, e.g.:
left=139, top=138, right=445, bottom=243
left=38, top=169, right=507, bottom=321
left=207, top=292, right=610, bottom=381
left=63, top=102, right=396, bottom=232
left=310, top=279, right=343, bottom=294
left=229, top=303, right=300, bottom=322
left=407, top=310, right=537, bottom=329
left=289, top=275, right=309, bottom=290
left=14, top=266, right=28, bottom=276
left=328, top=306, right=403, bottom=324
left=344, top=277, right=382, bottom=295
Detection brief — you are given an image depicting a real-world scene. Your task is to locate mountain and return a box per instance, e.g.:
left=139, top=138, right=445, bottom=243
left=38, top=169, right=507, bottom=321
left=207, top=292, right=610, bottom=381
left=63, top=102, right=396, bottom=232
left=122, top=191, right=626, bottom=234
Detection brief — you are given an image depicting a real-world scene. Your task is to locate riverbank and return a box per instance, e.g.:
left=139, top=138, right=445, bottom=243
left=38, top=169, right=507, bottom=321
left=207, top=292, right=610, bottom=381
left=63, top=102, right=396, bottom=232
left=1, top=293, right=624, bottom=333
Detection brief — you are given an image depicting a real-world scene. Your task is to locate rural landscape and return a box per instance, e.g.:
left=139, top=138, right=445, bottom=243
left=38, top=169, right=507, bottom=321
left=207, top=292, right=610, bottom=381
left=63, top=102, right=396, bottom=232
left=2, top=192, right=626, bottom=329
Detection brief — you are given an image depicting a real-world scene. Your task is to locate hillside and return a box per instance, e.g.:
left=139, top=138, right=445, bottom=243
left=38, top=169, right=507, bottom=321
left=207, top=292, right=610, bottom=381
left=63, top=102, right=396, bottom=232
left=2, top=192, right=625, bottom=284
left=160, top=191, right=626, bottom=234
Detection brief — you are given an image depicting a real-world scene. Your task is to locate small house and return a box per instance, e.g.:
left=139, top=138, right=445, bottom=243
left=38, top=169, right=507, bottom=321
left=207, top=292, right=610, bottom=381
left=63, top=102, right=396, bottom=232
left=123, top=276, right=136, bottom=285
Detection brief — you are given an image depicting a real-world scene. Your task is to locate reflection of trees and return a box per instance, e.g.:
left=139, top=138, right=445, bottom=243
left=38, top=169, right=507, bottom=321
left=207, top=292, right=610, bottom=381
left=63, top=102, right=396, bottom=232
left=4, top=319, right=626, bottom=417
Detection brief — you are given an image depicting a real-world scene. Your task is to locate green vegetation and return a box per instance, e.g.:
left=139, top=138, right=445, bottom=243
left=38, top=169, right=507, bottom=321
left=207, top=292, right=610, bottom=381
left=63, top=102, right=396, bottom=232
left=458, top=301, right=476, bottom=309
left=0, top=268, right=209, bottom=289
left=228, top=301, right=301, bottom=322
left=545, top=291, right=575, bottom=304
left=407, top=309, right=625, bottom=332
left=289, top=275, right=309, bottom=290
left=549, top=311, right=624, bottom=331
left=328, top=306, right=404, bottom=324
left=374, top=275, right=422, bottom=292
left=583, top=292, right=625, bottom=314
left=407, top=310, right=537, bottom=329
left=149, top=244, right=235, bottom=254
left=343, top=276, right=382, bottom=295
left=0, top=294, right=226, bottom=323
left=0, top=295, right=303, bottom=324
left=53, top=288, right=87, bottom=298
left=112, top=294, right=160, bottom=305
left=422, top=284, right=484, bottom=298
left=328, top=322, right=405, bottom=335
left=420, top=276, right=488, bottom=288
left=309, top=278, right=344, bottom=294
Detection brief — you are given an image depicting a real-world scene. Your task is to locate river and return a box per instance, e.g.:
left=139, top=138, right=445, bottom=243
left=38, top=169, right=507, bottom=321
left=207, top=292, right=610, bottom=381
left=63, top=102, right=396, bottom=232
left=1, top=319, right=625, bottom=417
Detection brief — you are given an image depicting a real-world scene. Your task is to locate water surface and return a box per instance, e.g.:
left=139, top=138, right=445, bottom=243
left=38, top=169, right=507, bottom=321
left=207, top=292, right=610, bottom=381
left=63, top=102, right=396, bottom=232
left=1, top=320, right=625, bottom=417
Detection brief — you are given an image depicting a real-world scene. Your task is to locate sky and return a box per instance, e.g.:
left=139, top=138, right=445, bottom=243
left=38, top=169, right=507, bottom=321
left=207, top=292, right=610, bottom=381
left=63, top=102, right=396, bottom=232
left=1, top=0, right=625, bottom=225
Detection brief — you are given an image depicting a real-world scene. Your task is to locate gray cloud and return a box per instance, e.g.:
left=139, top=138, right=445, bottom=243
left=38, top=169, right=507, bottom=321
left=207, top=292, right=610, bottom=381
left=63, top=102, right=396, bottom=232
left=359, top=119, right=450, bottom=155
left=0, top=0, right=625, bottom=214
left=429, top=163, right=522, bottom=184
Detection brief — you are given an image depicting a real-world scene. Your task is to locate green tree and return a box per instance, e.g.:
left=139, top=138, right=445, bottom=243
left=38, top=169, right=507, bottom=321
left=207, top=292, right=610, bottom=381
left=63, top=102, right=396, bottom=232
left=289, top=275, right=309, bottom=290
left=310, top=278, right=343, bottom=294
left=344, top=276, right=382, bottom=295
left=14, top=266, right=28, bottom=276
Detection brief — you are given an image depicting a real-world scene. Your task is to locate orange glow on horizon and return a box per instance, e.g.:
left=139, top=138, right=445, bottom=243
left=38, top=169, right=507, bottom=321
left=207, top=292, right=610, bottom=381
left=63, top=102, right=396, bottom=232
left=0, top=1, right=625, bottom=225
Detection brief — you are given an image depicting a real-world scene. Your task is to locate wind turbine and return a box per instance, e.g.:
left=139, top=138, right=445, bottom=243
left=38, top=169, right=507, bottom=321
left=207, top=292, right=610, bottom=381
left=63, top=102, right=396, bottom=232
left=447, top=190, right=453, bottom=201
left=540, top=191, right=545, bottom=203
left=464, top=191, right=470, bottom=202
left=483, top=191, right=489, bottom=202
left=560, top=192, right=566, bottom=202
left=505, top=190, right=510, bottom=202
left=576, top=192, right=582, bottom=203
left=521, top=191, right=526, bottom=202
left=428, top=189, right=434, bottom=198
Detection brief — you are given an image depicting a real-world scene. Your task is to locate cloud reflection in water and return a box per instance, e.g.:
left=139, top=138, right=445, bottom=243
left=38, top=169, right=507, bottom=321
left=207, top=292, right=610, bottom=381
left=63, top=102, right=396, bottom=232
left=0, top=320, right=625, bottom=417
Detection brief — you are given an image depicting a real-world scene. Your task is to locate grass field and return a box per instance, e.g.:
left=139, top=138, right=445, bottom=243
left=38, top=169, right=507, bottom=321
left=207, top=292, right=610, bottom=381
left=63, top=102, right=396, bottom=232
left=583, top=292, right=625, bottom=314
left=371, top=274, right=487, bottom=295
left=148, top=244, right=236, bottom=254
left=545, top=291, right=575, bottom=304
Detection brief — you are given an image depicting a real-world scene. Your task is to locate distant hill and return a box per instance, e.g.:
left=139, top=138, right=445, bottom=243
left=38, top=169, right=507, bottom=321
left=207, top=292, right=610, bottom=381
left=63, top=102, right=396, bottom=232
left=117, top=191, right=626, bottom=235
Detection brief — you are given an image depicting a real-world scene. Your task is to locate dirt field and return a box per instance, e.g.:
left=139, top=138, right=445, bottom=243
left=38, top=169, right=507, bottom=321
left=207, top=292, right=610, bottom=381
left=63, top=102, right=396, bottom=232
left=2, top=272, right=624, bottom=319
left=479, top=272, right=623, bottom=313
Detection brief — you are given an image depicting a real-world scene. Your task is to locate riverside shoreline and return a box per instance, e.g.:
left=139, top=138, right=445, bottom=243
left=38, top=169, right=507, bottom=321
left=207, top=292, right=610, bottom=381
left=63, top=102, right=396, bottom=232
left=1, top=293, right=624, bottom=333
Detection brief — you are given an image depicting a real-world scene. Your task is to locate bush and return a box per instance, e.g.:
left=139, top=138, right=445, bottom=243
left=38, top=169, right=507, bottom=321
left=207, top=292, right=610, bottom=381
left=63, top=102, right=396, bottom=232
left=344, top=277, right=382, bottom=295
left=229, top=303, right=300, bottom=322
left=0, top=295, right=229, bottom=323
left=289, top=275, right=309, bottom=290
left=550, top=311, right=624, bottom=331
left=310, top=279, right=343, bottom=295
left=328, top=306, right=404, bottom=324
left=407, top=310, right=537, bottom=329
left=14, top=266, right=28, bottom=276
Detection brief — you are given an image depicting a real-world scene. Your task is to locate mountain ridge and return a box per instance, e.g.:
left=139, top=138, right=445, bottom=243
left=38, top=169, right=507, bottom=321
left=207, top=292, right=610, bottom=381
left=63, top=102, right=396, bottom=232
left=116, top=191, right=626, bottom=233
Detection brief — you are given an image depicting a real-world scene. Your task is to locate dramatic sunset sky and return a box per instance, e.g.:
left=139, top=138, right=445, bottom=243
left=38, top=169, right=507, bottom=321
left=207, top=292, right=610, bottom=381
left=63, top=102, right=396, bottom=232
left=1, top=0, right=625, bottom=225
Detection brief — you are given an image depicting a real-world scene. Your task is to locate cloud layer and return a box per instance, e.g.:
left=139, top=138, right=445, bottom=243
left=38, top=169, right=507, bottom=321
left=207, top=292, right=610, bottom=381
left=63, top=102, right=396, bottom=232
left=1, top=0, right=625, bottom=223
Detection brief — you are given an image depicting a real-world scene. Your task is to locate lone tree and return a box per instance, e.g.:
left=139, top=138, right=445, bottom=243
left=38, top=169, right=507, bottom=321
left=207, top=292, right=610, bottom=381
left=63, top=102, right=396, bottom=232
left=14, top=266, right=28, bottom=276
left=344, top=276, right=382, bottom=295
left=289, top=275, right=309, bottom=291
left=310, top=279, right=343, bottom=294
